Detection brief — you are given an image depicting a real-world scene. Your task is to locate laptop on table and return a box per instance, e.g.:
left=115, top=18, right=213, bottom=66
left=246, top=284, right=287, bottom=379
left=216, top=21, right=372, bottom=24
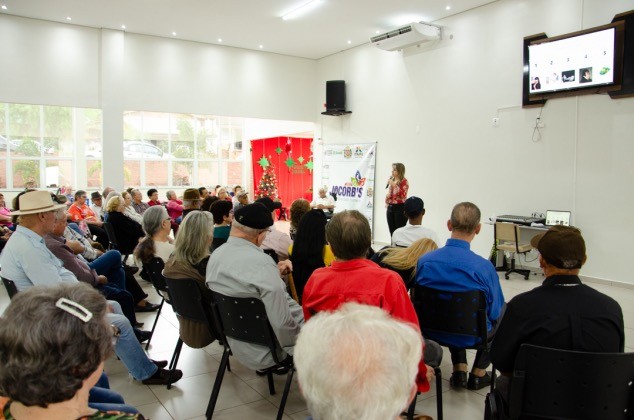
left=545, top=210, right=571, bottom=227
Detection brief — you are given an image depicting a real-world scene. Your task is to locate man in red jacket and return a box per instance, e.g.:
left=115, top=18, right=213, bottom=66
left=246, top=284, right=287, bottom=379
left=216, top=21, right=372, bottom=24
left=302, top=210, right=441, bottom=393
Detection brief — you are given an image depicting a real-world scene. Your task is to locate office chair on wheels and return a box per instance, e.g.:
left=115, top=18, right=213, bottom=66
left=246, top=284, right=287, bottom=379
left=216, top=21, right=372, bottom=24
left=494, top=222, right=532, bottom=280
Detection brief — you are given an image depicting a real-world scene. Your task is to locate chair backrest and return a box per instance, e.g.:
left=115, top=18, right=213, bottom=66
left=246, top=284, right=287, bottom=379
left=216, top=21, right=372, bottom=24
left=102, top=222, right=119, bottom=250
left=209, top=290, right=281, bottom=364
left=1, top=277, right=18, bottom=299
left=494, top=222, right=522, bottom=252
left=411, top=285, right=488, bottom=348
left=509, top=344, right=634, bottom=419
left=145, top=257, right=167, bottom=298
left=163, top=276, right=219, bottom=337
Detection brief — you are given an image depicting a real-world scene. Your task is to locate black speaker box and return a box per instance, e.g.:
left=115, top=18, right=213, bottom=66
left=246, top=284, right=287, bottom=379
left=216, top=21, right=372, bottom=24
left=326, top=80, right=346, bottom=111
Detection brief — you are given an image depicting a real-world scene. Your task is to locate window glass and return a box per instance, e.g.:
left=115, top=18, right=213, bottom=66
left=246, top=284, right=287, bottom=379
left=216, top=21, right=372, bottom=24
left=196, top=117, right=218, bottom=159
left=172, top=114, right=195, bottom=159
left=145, top=161, right=168, bottom=186
left=81, top=108, right=103, bottom=184
left=43, top=106, right=72, bottom=157
left=0, top=160, right=6, bottom=189
left=0, top=103, right=6, bottom=157
left=13, top=159, right=40, bottom=188
left=197, top=161, right=219, bottom=187
left=9, top=104, right=41, bottom=157
left=45, top=160, right=73, bottom=188
left=123, top=111, right=143, bottom=141
left=221, top=161, right=243, bottom=189
left=86, top=160, right=102, bottom=188
left=172, top=161, right=193, bottom=186
left=123, top=160, right=141, bottom=186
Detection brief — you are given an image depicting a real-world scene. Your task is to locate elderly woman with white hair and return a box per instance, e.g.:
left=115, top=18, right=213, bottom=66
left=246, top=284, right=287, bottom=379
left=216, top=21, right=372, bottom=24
left=0, top=283, right=145, bottom=419
left=134, top=205, right=175, bottom=268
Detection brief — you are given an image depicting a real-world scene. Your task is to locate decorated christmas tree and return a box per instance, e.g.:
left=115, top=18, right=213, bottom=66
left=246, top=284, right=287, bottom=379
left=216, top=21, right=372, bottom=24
left=255, top=155, right=278, bottom=200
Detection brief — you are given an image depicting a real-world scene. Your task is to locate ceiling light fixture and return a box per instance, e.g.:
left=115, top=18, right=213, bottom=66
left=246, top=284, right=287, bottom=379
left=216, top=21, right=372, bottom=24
left=282, top=0, right=322, bottom=21
left=121, top=24, right=126, bottom=29
left=172, top=31, right=177, bottom=36
left=1, top=5, right=7, bottom=10
left=66, top=16, right=72, bottom=21
left=218, top=38, right=222, bottom=43
left=347, top=40, right=352, bottom=44
left=259, top=44, right=263, bottom=49
left=446, top=5, right=451, bottom=10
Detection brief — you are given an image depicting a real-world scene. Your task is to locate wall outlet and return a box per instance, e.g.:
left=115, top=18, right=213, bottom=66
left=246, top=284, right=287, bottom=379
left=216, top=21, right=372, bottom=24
left=492, top=117, right=499, bottom=127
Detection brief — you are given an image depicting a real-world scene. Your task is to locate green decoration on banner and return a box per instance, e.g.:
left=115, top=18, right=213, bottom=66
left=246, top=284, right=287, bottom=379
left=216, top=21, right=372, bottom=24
left=258, top=156, right=270, bottom=168
left=297, top=156, right=304, bottom=163
left=285, top=157, right=295, bottom=169
left=305, top=160, right=314, bottom=173
left=275, top=147, right=282, bottom=155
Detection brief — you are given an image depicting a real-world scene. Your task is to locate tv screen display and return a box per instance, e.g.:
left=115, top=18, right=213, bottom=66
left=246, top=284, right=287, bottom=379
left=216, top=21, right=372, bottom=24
left=527, top=22, right=624, bottom=99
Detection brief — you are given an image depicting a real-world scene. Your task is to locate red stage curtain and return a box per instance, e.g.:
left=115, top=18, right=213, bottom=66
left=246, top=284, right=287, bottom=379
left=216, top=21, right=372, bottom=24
left=251, top=137, right=313, bottom=207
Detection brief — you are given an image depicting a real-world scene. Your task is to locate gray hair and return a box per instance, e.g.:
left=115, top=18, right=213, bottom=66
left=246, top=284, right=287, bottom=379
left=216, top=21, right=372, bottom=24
left=166, top=190, right=176, bottom=200
left=294, top=303, right=422, bottom=420
left=450, top=201, right=481, bottom=233
left=142, top=205, right=168, bottom=237
left=104, top=190, right=121, bottom=210
left=173, top=211, right=213, bottom=266
left=231, top=219, right=262, bottom=238
left=0, top=283, right=111, bottom=407
left=131, top=188, right=142, bottom=200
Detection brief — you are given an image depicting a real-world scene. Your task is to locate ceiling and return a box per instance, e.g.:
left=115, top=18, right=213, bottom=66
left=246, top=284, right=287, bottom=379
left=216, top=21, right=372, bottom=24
left=0, top=0, right=497, bottom=60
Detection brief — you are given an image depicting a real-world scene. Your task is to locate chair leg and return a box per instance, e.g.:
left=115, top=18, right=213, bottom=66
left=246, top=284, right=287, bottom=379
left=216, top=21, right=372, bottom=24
left=435, top=366, right=443, bottom=420
left=276, top=366, right=295, bottom=420
left=266, top=371, right=276, bottom=395
left=406, top=393, right=418, bottom=420
left=167, top=338, right=183, bottom=390
left=145, top=298, right=164, bottom=350
left=206, top=347, right=230, bottom=419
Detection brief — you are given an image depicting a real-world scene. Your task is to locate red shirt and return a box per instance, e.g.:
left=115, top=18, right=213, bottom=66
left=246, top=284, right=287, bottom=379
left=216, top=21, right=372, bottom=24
left=147, top=200, right=162, bottom=207
left=386, top=177, right=409, bottom=204
left=302, top=258, right=429, bottom=392
left=68, top=202, right=97, bottom=222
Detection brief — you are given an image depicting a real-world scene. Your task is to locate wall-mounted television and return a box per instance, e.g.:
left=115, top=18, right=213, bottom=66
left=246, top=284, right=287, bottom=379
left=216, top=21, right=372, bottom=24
left=524, top=21, right=625, bottom=104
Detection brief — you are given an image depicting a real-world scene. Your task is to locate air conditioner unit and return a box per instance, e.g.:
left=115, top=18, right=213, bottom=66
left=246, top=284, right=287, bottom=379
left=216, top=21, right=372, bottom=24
left=370, top=22, right=441, bottom=51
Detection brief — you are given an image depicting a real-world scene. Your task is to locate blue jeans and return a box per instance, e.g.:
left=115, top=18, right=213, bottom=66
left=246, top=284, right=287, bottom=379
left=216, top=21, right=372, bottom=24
left=90, top=373, right=139, bottom=414
left=106, top=302, right=158, bottom=381
left=90, top=250, right=126, bottom=290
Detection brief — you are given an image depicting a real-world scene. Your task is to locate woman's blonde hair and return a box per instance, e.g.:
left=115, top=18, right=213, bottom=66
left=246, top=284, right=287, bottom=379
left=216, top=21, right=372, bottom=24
left=380, top=238, right=437, bottom=279
left=392, top=162, right=405, bottom=179
left=106, top=195, right=123, bottom=212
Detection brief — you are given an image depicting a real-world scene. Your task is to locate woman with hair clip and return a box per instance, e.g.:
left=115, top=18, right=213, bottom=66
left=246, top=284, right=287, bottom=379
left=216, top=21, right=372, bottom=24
left=0, top=282, right=145, bottom=419
left=134, top=205, right=175, bottom=269
left=371, top=238, right=438, bottom=290
left=162, top=211, right=217, bottom=348
left=385, top=162, right=409, bottom=236
left=288, top=209, right=335, bottom=303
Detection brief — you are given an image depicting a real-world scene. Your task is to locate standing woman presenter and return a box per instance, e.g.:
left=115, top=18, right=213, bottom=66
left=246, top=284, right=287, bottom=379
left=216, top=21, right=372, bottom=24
left=385, top=162, right=409, bottom=236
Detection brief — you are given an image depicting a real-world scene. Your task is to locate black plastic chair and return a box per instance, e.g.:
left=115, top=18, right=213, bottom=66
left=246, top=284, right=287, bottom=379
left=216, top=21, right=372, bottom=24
left=408, top=285, right=489, bottom=420
left=103, top=221, right=130, bottom=264
left=1, top=277, right=18, bottom=299
left=163, top=276, right=221, bottom=393
left=143, top=257, right=168, bottom=350
left=486, top=344, right=634, bottom=420
left=209, top=290, right=294, bottom=420
left=262, top=248, right=279, bottom=263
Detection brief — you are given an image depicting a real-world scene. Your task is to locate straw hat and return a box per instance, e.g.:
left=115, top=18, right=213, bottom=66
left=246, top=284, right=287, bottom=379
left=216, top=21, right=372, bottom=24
left=11, top=190, right=67, bottom=215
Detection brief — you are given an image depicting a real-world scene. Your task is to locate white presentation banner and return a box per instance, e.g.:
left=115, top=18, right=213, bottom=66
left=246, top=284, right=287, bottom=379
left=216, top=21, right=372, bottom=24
left=320, top=143, right=376, bottom=232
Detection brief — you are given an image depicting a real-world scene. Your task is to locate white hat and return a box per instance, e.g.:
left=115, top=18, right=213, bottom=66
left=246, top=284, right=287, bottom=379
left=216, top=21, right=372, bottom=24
left=10, top=190, right=67, bottom=215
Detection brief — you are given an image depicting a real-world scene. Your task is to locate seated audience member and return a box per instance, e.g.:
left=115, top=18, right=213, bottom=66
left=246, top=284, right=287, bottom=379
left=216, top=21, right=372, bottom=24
left=210, top=199, right=233, bottom=251
left=0, top=283, right=145, bottom=419
left=302, top=210, right=441, bottom=393
left=106, top=196, right=145, bottom=256
left=0, top=192, right=14, bottom=229
left=310, top=187, right=335, bottom=214
left=255, top=197, right=292, bottom=261
left=206, top=203, right=304, bottom=372
left=147, top=188, right=161, bottom=206
left=231, top=185, right=242, bottom=205
left=0, top=190, right=181, bottom=386
left=131, top=188, right=150, bottom=215
left=166, top=190, right=183, bottom=224
left=181, top=188, right=202, bottom=219
left=295, top=303, right=423, bottom=420
left=122, top=190, right=143, bottom=224
left=102, top=187, right=115, bottom=201
left=371, top=238, right=438, bottom=289
left=68, top=189, right=109, bottom=249
left=490, top=225, right=624, bottom=404
left=90, top=191, right=104, bottom=220
left=62, top=185, right=75, bottom=204
left=103, top=190, right=121, bottom=218
left=201, top=195, right=219, bottom=212
left=163, top=211, right=217, bottom=348
left=289, top=198, right=311, bottom=240
left=288, top=209, right=334, bottom=303
left=212, top=184, right=221, bottom=197
left=198, top=186, right=209, bottom=200
left=217, top=187, right=231, bottom=202
left=134, top=205, right=175, bottom=268
left=415, top=201, right=505, bottom=390
left=233, top=190, right=249, bottom=212
left=391, top=196, right=439, bottom=247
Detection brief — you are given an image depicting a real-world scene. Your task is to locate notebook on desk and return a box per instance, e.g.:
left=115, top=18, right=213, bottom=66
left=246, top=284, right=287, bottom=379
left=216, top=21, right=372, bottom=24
left=545, top=210, right=571, bottom=227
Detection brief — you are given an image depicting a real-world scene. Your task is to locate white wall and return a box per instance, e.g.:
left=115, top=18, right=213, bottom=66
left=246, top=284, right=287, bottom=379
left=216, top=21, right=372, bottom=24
left=315, top=0, right=634, bottom=285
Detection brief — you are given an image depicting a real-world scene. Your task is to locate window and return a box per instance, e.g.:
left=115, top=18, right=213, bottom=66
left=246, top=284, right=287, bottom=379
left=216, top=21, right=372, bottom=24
left=123, top=111, right=244, bottom=188
left=0, top=102, right=102, bottom=190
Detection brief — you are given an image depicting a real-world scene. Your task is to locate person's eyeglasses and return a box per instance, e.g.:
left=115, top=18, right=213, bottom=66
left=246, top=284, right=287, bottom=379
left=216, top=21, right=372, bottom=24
left=111, top=324, right=121, bottom=347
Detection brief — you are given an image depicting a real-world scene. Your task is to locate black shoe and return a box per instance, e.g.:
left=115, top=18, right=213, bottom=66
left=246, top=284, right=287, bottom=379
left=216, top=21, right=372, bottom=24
left=124, top=265, right=140, bottom=275
left=256, top=362, right=291, bottom=377
left=450, top=371, right=468, bottom=388
left=142, top=368, right=183, bottom=385
left=133, top=321, right=144, bottom=328
left=467, top=371, right=494, bottom=390
left=136, top=330, right=152, bottom=344
left=135, top=303, right=160, bottom=312
left=152, top=359, right=168, bottom=368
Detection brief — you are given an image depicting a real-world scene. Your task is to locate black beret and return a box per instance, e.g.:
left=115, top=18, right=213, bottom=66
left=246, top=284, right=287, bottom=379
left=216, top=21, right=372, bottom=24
left=234, top=203, right=274, bottom=229
left=255, top=196, right=282, bottom=211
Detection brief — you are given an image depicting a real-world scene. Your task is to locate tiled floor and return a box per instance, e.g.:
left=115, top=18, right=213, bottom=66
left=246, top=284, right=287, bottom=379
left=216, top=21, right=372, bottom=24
left=1, top=268, right=632, bottom=419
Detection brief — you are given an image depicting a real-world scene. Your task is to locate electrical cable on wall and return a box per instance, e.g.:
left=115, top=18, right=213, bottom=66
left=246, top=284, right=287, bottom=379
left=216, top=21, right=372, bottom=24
left=532, top=106, right=544, bottom=142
